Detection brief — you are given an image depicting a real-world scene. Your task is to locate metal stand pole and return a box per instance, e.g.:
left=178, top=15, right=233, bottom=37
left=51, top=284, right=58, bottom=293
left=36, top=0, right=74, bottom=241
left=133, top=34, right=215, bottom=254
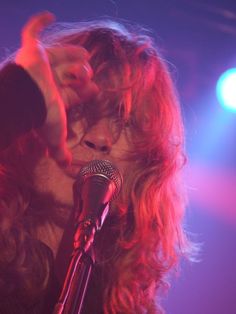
left=53, top=208, right=107, bottom=314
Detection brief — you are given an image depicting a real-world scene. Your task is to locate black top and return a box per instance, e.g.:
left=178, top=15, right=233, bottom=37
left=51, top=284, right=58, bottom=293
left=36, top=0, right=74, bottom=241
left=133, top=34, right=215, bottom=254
left=0, top=63, right=47, bottom=150
left=0, top=63, right=104, bottom=314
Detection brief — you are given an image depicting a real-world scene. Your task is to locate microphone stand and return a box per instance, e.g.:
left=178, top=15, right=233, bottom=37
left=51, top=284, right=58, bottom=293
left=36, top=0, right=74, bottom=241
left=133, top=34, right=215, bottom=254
left=53, top=159, right=122, bottom=314
left=53, top=203, right=109, bottom=314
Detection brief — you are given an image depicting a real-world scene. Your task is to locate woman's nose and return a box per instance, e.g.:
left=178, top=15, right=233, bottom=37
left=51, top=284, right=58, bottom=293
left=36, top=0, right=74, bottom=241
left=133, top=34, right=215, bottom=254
left=81, top=118, right=114, bottom=154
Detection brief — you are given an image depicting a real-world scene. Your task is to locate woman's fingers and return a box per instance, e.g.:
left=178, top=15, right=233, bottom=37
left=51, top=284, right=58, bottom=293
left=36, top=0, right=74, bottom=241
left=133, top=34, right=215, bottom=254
left=47, top=46, right=89, bottom=66
left=15, top=12, right=99, bottom=166
left=21, top=12, right=55, bottom=45
left=52, top=58, right=99, bottom=109
left=54, top=62, right=93, bottom=85
left=66, top=80, right=99, bottom=106
left=16, top=12, right=72, bottom=166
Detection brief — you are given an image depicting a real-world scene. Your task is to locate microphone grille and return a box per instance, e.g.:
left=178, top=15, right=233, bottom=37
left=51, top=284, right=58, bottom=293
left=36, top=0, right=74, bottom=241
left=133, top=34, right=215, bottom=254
left=78, top=160, right=123, bottom=199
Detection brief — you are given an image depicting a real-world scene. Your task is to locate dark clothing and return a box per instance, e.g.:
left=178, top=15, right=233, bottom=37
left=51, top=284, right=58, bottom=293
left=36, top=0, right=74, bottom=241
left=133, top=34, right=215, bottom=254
left=0, top=63, right=46, bottom=150
left=0, top=63, right=103, bottom=314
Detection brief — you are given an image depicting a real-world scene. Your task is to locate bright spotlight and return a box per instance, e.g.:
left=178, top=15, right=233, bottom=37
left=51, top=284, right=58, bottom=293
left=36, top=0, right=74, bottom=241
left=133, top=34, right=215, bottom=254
left=216, top=68, right=236, bottom=112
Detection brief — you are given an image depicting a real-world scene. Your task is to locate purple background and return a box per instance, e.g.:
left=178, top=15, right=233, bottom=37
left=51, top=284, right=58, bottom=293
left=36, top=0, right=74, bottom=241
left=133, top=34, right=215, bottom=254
left=1, top=1, right=236, bottom=313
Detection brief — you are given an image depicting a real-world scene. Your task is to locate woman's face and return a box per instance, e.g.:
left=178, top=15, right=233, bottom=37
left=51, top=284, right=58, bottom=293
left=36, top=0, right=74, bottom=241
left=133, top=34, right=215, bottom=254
left=33, top=49, right=134, bottom=209
left=33, top=114, right=133, bottom=208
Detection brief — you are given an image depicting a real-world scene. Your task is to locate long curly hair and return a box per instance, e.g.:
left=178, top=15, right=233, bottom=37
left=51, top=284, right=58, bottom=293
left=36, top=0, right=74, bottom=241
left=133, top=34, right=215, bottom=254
left=0, top=20, right=192, bottom=313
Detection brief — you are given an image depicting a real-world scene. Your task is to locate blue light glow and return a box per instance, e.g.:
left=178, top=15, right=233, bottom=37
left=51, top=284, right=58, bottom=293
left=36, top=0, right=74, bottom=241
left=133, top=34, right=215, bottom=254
left=216, top=68, right=236, bottom=112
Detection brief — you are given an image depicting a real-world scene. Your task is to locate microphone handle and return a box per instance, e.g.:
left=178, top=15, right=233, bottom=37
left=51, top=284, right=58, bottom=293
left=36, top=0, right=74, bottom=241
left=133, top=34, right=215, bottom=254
left=54, top=169, right=114, bottom=313
left=53, top=205, right=109, bottom=314
left=53, top=248, right=93, bottom=314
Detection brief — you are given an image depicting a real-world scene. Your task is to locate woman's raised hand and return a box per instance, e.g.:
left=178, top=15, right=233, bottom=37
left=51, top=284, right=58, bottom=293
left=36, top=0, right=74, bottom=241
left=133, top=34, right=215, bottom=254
left=15, top=12, right=98, bottom=166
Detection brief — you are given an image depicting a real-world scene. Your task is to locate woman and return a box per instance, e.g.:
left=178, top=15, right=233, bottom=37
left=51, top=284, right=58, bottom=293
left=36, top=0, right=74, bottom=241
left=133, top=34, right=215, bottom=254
left=0, top=12, right=190, bottom=314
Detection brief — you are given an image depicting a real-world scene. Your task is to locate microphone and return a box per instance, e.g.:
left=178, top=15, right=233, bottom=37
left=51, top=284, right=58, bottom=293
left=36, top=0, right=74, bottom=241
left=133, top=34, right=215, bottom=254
left=73, top=159, right=123, bottom=251
left=54, top=161, right=122, bottom=314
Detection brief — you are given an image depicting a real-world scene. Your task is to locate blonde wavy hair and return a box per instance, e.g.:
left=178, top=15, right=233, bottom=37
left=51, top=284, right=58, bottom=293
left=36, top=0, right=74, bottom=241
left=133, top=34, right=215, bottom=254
left=0, top=20, right=191, bottom=313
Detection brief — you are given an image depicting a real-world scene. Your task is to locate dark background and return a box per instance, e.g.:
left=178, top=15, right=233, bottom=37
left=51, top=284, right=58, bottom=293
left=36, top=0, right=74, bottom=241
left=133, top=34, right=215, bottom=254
left=1, top=1, right=236, bottom=313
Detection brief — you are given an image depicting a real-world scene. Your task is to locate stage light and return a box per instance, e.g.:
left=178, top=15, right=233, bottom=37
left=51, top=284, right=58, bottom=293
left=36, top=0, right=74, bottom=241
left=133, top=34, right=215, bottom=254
left=216, top=68, right=236, bottom=112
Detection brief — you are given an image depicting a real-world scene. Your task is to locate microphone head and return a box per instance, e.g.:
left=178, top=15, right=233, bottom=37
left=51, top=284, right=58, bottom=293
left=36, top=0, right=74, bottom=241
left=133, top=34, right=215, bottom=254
left=77, top=159, right=123, bottom=200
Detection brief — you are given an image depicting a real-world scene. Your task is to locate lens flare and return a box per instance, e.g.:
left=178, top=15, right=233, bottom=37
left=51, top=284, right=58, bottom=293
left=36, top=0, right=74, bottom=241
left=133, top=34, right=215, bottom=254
left=216, top=68, right=236, bottom=111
